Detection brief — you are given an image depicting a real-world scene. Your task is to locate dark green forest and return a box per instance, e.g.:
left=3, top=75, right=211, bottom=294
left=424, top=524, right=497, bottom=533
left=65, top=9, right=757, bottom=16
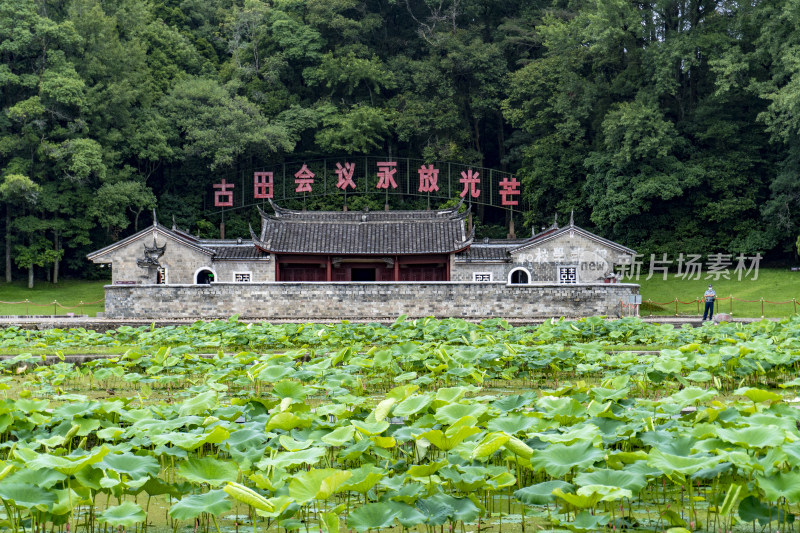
left=1, top=0, right=799, bottom=285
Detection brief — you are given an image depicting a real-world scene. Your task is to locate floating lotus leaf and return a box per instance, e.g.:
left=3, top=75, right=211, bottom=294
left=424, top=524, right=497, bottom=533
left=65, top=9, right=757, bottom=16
left=716, top=426, right=785, bottom=449
left=574, top=469, right=647, bottom=495
left=347, top=502, right=400, bottom=532
left=514, top=481, right=574, bottom=505
left=97, top=501, right=146, bottom=527
left=530, top=442, right=604, bottom=478
left=757, top=472, right=800, bottom=503
left=0, top=483, right=56, bottom=510
left=177, top=457, right=238, bottom=487
left=169, top=490, right=231, bottom=520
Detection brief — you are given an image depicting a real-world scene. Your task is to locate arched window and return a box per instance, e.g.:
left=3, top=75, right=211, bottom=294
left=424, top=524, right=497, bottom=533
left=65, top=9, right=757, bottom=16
left=508, top=267, right=530, bottom=285
left=195, top=268, right=216, bottom=284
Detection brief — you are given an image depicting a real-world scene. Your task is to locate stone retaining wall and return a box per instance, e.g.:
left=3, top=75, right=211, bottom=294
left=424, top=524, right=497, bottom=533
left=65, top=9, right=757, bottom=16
left=103, top=282, right=639, bottom=319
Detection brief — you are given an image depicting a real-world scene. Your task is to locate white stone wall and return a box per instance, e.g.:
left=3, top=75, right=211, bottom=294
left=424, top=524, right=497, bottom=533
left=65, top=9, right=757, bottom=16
left=103, top=282, right=640, bottom=319
left=214, top=261, right=274, bottom=283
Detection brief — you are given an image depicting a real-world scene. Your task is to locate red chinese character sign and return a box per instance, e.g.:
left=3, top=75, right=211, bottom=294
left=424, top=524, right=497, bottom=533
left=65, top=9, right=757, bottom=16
left=254, top=172, right=273, bottom=199
left=294, top=164, right=315, bottom=193
left=376, top=161, right=398, bottom=189
left=499, top=176, right=520, bottom=206
left=335, top=162, right=356, bottom=190
left=213, top=179, right=235, bottom=207
left=459, top=170, right=480, bottom=198
left=418, top=165, right=439, bottom=193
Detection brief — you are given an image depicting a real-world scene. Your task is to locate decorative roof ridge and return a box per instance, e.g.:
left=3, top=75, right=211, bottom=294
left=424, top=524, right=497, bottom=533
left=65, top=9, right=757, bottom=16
left=510, top=225, right=637, bottom=255
left=88, top=223, right=215, bottom=260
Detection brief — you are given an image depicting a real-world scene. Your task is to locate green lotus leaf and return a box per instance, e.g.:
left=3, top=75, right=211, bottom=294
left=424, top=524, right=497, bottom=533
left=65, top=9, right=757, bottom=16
left=151, top=432, right=206, bottom=451
left=738, top=495, right=794, bottom=525
left=340, top=464, right=385, bottom=494
left=25, top=445, right=109, bottom=475
left=486, top=413, right=538, bottom=434
left=435, top=403, right=486, bottom=425
left=101, top=453, right=160, bottom=480
left=407, top=460, right=448, bottom=478
left=273, top=380, right=307, bottom=401
left=648, top=449, right=719, bottom=477
left=394, top=372, right=418, bottom=383
left=664, top=387, right=717, bottom=407
left=0, top=483, right=56, bottom=510
left=257, top=365, right=295, bottom=382
left=373, top=398, right=396, bottom=422
left=97, top=501, right=146, bottom=527
left=559, top=510, right=610, bottom=532
left=736, top=388, right=782, bottom=404
left=757, top=472, right=800, bottom=503
left=351, top=419, right=389, bottom=436
left=279, top=435, right=313, bottom=451
left=574, top=469, right=647, bottom=495
left=179, top=391, right=218, bottom=416
left=415, top=497, right=453, bottom=526
left=420, top=426, right=480, bottom=451
left=289, top=468, right=352, bottom=503
left=266, top=412, right=304, bottom=432
left=177, top=457, right=238, bottom=487
left=386, top=501, right=427, bottom=528
left=15, top=398, right=49, bottom=413
left=716, top=426, right=785, bottom=449
left=139, top=476, right=184, bottom=498
left=5, top=467, right=66, bottom=489
left=50, top=488, right=86, bottom=516
left=319, top=511, right=340, bottom=533
left=552, top=488, right=601, bottom=509
left=429, top=493, right=480, bottom=523
left=261, top=447, right=326, bottom=468
left=530, top=442, right=604, bottom=478
left=514, top=481, right=574, bottom=505
left=577, top=484, right=632, bottom=502
left=322, top=426, right=355, bottom=447
left=471, top=432, right=510, bottom=460
left=538, top=424, right=602, bottom=446
left=347, top=502, right=400, bottom=532
left=393, top=394, right=432, bottom=417
left=169, top=490, right=232, bottom=520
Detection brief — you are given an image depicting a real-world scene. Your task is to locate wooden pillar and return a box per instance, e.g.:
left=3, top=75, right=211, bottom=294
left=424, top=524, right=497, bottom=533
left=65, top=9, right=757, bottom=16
left=446, top=255, right=451, bottom=281
left=394, top=257, right=399, bottom=281
left=326, top=256, right=332, bottom=282
left=275, top=257, right=280, bottom=282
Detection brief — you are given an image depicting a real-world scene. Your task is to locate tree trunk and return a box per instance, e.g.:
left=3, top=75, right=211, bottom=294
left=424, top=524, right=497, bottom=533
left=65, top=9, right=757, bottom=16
left=4, top=211, right=11, bottom=283
left=28, top=265, right=34, bottom=289
left=53, top=230, right=60, bottom=285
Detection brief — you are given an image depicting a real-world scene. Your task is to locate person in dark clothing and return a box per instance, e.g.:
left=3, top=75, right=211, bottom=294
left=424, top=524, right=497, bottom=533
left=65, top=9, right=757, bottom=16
left=703, top=285, right=716, bottom=321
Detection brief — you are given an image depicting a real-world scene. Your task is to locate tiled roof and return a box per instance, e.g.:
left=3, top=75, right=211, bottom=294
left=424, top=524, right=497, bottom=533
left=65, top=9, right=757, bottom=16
left=207, top=245, right=269, bottom=260
left=456, top=245, right=512, bottom=262
left=253, top=203, right=473, bottom=255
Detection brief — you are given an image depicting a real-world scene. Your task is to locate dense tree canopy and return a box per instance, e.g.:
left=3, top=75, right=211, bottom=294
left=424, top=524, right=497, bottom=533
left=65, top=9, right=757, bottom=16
left=1, top=0, right=798, bottom=285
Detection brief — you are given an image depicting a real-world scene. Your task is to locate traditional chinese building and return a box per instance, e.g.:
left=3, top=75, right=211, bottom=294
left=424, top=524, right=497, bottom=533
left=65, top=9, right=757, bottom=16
left=87, top=204, right=639, bottom=319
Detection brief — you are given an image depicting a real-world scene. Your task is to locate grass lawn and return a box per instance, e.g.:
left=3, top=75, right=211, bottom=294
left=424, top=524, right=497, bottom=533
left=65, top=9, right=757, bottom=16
left=636, top=267, right=800, bottom=318
left=0, top=279, right=109, bottom=317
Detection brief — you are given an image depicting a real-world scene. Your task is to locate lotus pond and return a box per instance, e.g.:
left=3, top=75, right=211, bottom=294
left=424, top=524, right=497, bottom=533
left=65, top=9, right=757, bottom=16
left=1, top=315, right=800, bottom=533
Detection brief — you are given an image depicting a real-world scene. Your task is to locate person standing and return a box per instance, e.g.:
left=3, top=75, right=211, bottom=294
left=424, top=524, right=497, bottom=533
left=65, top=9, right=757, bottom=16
left=703, top=285, right=716, bottom=321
